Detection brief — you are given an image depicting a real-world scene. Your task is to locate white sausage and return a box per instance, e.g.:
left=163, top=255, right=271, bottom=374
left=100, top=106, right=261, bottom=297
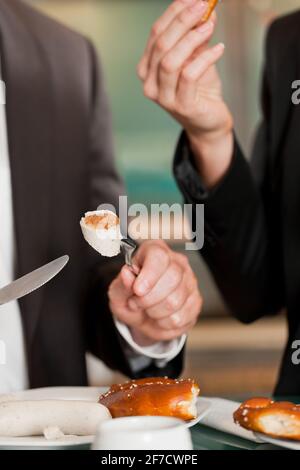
left=0, top=400, right=111, bottom=437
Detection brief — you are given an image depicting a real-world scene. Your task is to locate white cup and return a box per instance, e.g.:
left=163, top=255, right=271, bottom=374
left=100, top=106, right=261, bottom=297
left=92, top=416, right=193, bottom=450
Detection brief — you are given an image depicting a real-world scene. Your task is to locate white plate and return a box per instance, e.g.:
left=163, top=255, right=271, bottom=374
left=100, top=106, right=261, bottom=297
left=0, top=387, right=106, bottom=449
left=0, top=387, right=209, bottom=449
left=255, top=432, right=300, bottom=450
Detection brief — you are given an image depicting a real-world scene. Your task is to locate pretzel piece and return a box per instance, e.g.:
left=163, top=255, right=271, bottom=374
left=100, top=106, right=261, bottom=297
left=201, top=0, right=218, bottom=22
left=234, top=398, right=300, bottom=441
left=99, top=377, right=200, bottom=421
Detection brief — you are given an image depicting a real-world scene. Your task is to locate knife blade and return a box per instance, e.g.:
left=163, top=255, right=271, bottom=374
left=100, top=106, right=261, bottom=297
left=0, top=255, right=69, bottom=306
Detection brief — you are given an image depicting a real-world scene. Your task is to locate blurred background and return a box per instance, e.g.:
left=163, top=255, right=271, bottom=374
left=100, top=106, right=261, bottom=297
left=27, top=0, right=298, bottom=397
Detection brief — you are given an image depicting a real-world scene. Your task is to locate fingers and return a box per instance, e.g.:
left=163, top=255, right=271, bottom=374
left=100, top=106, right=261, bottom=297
left=156, top=289, right=202, bottom=330
left=137, top=0, right=195, bottom=80
left=143, top=263, right=193, bottom=318
left=120, top=265, right=136, bottom=290
left=145, top=280, right=189, bottom=320
left=143, top=1, right=208, bottom=100
left=157, top=20, right=214, bottom=106
left=109, top=267, right=145, bottom=327
left=129, top=260, right=184, bottom=311
left=132, top=241, right=171, bottom=297
left=108, top=270, right=131, bottom=308
left=110, top=241, right=203, bottom=344
left=111, top=303, right=146, bottom=329
left=177, top=42, right=225, bottom=104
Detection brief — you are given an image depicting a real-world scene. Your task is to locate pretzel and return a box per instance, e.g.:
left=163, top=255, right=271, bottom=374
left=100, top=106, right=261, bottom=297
left=234, top=398, right=300, bottom=441
left=99, top=377, right=200, bottom=421
left=201, top=0, right=218, bottom=22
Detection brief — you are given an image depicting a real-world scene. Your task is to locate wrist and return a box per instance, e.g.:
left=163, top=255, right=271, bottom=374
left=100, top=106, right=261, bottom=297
left=187, top=123, right=234, bottom=189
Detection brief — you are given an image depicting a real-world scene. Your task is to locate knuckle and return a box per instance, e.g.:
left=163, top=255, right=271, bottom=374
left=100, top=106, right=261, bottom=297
left=189, top=273, right=198, bottom=291
left=156, top=239, right=169, bottom=250
left=195, top=294, right=203, bottom=313
left=165, top=297, right=177, bottom=313
left=181, top=67, right=196, bottom=83
left=167, top=293, right=182, bottom=312
left=188, top=29, right=201, bottom=44
left=177, top=253, right=190, bottom=267
left=169, top=263, right=182, bottom=287
left=169, top=317, right=180, bottom=330
left=171, top=313, right=183, bottom=328
left=169, top=1, right=180, bottom=15
left=156, top=37, right=168, bottom=53
left=146, top=309, right=161, bottom=320
left=158, top=95, right=175, bottom=112
left=160, top=56, right=176, bottom=74
left=151, top=22, right=160, bottom=38
left=153, top=246, right=170, bottom=264
left=136, top=63, right=144, bottom=80
left=177, top=10, right=190, bottom=27
left=143, top=83, right=156, bottom=100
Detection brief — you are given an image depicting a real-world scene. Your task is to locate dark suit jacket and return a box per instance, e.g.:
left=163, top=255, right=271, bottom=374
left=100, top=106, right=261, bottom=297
left=0, top=0, right=183, bottom=388
left=175, top=12, right=300, bottom=396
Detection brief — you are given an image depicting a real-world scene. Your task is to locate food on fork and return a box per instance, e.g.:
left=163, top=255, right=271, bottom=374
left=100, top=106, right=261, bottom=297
left=99, top=377, right=200, bottom=421
left=0, top=400, right=111, bottom=438
left=201, top=0, right=218, bottom=23
left=234, top=398, right=300, bottom=441
left=80, top=210, right=122, bottom=257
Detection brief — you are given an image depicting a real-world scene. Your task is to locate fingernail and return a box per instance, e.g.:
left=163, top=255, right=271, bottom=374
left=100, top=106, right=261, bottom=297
left=181, top=0, right=196, bottom=4
left=172, top=313, right=182, bottom=327
left=128, top=299, right=139, bottom=311
left=216, top=42, right=225, bottom=51
left=189, top=1, right=206, bottom=13
left=197, top=20, right=213, bottom=33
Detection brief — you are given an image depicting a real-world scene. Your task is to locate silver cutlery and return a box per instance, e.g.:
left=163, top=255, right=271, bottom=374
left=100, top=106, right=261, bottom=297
left=0, top=255, right=69, bottom=306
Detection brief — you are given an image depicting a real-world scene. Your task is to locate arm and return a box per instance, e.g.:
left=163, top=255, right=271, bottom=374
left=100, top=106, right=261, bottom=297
left=175, top=131, right=285, bottom=324
left=138, top=1, right=285, bottom=323
left=175, top=24, right=285, bottom=323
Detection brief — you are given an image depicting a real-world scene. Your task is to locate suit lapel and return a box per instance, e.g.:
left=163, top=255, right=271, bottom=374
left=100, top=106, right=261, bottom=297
left=0, top=1, right=55, bottom=347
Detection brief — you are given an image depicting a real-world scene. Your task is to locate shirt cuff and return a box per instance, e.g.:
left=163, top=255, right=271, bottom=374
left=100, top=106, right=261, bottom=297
left=173, top=130, right=240, bottom=204
left=114, top=319, right=186, bottom=372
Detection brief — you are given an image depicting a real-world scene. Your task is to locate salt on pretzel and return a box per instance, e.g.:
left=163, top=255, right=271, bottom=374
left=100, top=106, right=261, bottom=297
left=234, top=398, right=300, bottom=441
left=201, top=0, right=218, bottom=22
left=99, top=377, right=200, bottom=421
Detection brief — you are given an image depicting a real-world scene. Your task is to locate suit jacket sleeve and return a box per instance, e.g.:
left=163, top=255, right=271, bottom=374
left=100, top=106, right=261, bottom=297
left=174, top=26, right=285, bottom=324
left=85, top=41, right=184, bottom=378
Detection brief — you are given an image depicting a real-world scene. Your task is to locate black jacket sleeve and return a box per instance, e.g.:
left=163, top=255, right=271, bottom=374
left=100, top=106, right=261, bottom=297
left=174, top=26, right=285, bottom=324
left=85, top=42, right=184, bottom=378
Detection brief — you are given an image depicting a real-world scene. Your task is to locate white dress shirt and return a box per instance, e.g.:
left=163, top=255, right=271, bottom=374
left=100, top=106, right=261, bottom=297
left=0, top=80, right=28, bottom=393
left=0, top=77, right=185, bottom=394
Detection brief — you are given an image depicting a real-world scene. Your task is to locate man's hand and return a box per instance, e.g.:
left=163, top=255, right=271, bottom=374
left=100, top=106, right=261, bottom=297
left=108, top=241, right=202, bottom=346
left=138, top=0, right=234, bottom=188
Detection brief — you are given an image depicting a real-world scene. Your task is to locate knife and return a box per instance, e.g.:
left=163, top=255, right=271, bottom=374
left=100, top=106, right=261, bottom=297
left=0, top=255, right=69, bottom=306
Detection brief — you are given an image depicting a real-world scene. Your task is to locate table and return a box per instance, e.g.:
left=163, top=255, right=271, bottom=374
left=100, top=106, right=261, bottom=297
left=191, top=425, right=278, bottom=450
left=1, top=396, right=298, bottom=450
left=191, top=395, right=300, bottom=450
